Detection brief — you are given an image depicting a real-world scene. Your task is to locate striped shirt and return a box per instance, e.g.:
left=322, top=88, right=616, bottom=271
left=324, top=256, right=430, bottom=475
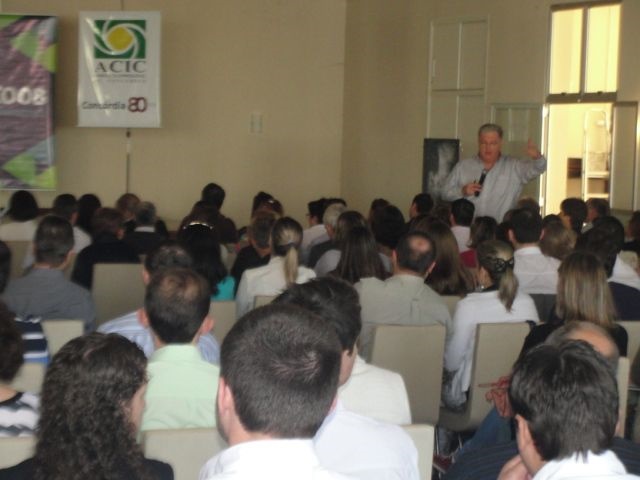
left=0, top=392, right=39, bottom=437
left=14, top=316, right=49, bottom=364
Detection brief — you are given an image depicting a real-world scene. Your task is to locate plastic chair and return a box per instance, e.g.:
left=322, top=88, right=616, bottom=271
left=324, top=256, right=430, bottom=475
left=529, top=293, right=556, bottom=321
left=617, top=356, right=629, bottom=437
left=142, top=428, right=227, bottom=480
left=440, top=295, right=461, bottom=318
left=6, top=240, right=30, bottom=279
left=93, top=263, right=144, bottom=326
left=402, top=424, right=434, bottom=479
left=210, top=301, right=236, bottom=344
left=439, top=322, right=531, bottom=433
left=619, top=321, right=640, bottom=363
left=41, top=319, right=84, bottom=355
left=0, top=436, right=36, bottom=468
left=371, top=324, right=446, bottom=424
left=10, top=362, right=46, bottom=394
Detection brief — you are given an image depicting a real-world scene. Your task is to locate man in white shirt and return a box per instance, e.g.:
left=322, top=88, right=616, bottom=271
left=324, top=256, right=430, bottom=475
left=275, top=277, right=419, bottom=480
left=199, top=304, right=351, bottom=480
left=301, top=198, right=330, bottom=263
left=498, top=341, right=639, bottom=480
left=356, top=231, right=452, bottom=360
left=509, top=208, right=560, bottom=295
left=450, top=198, right=474, bottom=253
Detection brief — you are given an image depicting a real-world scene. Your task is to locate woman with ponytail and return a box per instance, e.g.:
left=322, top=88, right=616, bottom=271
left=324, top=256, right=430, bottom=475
left=235, top=217, right=315, bottom=316
left=443, top=240, right=538, bottom=408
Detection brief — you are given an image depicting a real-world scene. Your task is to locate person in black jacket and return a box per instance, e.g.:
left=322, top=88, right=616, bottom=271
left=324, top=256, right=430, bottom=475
left=0, top=333, right=173, bottom=480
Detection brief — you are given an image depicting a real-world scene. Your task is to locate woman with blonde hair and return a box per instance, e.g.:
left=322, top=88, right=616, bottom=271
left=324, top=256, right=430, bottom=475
left=539, top=221, right=576, bottom=261
left=443, top=240, right=538, bottom=408
left=235, top=217, right=315, bottom=316
left=521, top=250, right=627, bottom=355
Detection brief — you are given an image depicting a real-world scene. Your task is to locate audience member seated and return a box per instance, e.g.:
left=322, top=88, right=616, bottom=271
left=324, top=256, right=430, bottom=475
left=515, top=197, right=541, bottom=214
left=301, top=197, right=329, bottom=263
left=356, top=231, right=452, bottom=360
left=71, top=207, right=140, bottom=290
left=521, top=251, right=628, bottom=356
left=623, top=211, right=640, bottom=256
left=52, top=193, right=92, bottom=255
left=178, top=223, right=235, bottom=301
left=368, top=198, right=390, bottom=224
left=0, top=241, right=47, bottom=363
left=315, top=210, right=387, bottom=276
left=583, top=197, right=611, bottom=233
left=370, top=204, right=406, bottom=260
left=539, top=220, right=576, bottom=261
left=124, top=201, right=167, bottom=255
left=331, top=225, right=388, bottom=284
left=98, top=242, right=220, bottom=363
left=0, top=310, right=39, bottom=437
left=141, top=268, right=219, bottom=431
left=559, top=197, right=587, bottom=236
left=444, top=240, right=538, bottom=408
left=4, top=216, right=96, bottom=332
left=75, top=193, right=101, bottom=237
left=445, top=322, right=640, bottom=480
left=230, top=211, right=275, bottom=294
left=498, top=341, right=638, bottom=480
left=408, top=193, right=434, bottom=221
left=276, top=277, right=412, bottom=425
left=460, top=216, right=498, bottom=269
left=201, top=182, right=238, bottom=244
left=0, top=333, right=173, bottom=479
left=0, top=190, right=39, bottom=242
left=307, top=201, right=346, bottom=268
left=198, top=304, right=351, bottom=480
left=509, top=208, right=560, bottom=295
left=116, top=192, right=141, bottom=233
left=418, top=219, right=475, bottom=296
left=275, top=278, right=418, bottom=479
left=236, top=217, right=315, bottom=317
left=450, top=198, right=475, bottom=253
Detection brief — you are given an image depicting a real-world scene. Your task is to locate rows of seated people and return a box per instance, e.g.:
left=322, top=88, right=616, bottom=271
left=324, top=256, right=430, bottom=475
left=0, top=184, right=640, bottom=479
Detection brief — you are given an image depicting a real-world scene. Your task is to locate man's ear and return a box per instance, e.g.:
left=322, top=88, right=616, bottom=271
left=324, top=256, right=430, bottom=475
left=137, top=308, right=150, bottom=328
left=217, top=377, right=234, bottom=416
left=515, top=414, right=534, bottom=450
left=141, top=267, right=151, bottom=286
left=507, top=229, right=516, bottom=245
left=199, top=315, right=215, bottom=335
left=426, top=261, right=436, bottom=276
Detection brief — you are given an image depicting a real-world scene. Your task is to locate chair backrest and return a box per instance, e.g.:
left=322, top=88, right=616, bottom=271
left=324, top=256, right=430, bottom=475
left=10, top=362, right=46, bottom=394
left=440, top=295, right=461, bottom=318
left=210, top=301, right=236, bottom=344
left=93, top=263, right=145, bottom=326
left=6, top=240, right=30, bottom=280
left=616, top=356, right=629, bottom=438
left=0, top=436, right=36, bottom=468
left=529, top=293, right=556, bottom=321
left=370, top=324, right=446, bottom=424
left=618, top=321, right=640, bottom=363
left=41, top=319, right=84, bottom=355
left=464, top=322, right=531, bottom=428
left=142, top=428, right=227, bottom=480
left=402, top=424, right=434, bottom=479
left=253, top=295, right=275, bottom=308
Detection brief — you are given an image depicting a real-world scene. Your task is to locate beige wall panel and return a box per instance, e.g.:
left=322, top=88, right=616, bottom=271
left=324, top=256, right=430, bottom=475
left=618, top=1, right=640, bottom=101
left=610, top=104, right=637, bottom=211
left=2, top=0, right=346, bottom=227
left=459, top=21, right=486, bottom=90
left=428, top=92, right=457, bottom=138
left=457, top=94, right=485, bottom=159
left=430, top=22, right=459, bottom=91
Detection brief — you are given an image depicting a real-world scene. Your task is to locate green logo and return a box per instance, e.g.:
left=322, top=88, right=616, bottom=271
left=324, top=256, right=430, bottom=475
left=93, top=19, right=146, bottom=59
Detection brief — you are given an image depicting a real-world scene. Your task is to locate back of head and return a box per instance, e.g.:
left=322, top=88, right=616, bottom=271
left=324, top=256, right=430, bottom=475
left=334, top=225, right=386, bottom=284
left=251, top=191, right=274, bottom=216
left=145, top=268, right=211, bottom=344
left=451, top=198, right=475, bottom=227
left=575, top=215, right=624, bottom=278
left=516, top=197, right=541, bottom=214
left=334, top=210, right=367, bottom=246
left=322, top=202, right=347, bottom=229
left=424, top=220, right=474, bottom=295
left=201, top=183, right=226, bottom=209
left=271, top=217, right=303, bottom=286
left=274, top=277, right=361, bottom=353
left=477, top=239, right=517, bottom=310
left=509, top=208, right=543, bottom=245
left=307, top=198, right=327, bottom=223
left=587, top=198, right=610, bottom=221
left=560, top=197, right=587, bottom=234
left=144, top=241, right=193, bottom=275
left=115, top=193, right=140, bottom=219
left=35, top=216, right=74, bottom=267
left=0, top=306, right=24, bottom=383
left=182, top=201, right=220, bottom=231
left=469, top=216, right=498, bottom=249
left=249, top=211, right=277, bottom=249
left=370, top=204, right=406, bottom=250
left=539, top=222, right=576, bottom=261
left=395, top=231, right=436, bottom=276
left=556, top=251, right=615, bottom=328
left=412, top=193, right=434, bottom=216
left=7, top=190, right=38, bottom=222
left=546, top=321, right=619, bottom=368
left=35, top=333, right=148, bottom=478
left=134, top=201, right=157, bottom=227
left=221, top=304, right=341, bottom=438
left=0, top=240, right=11, bottom=293
left=52, top=193, right=78, bottom=222
left=178, top=223, right=226, bottom=294
left=76, top=193, right=102, bottom=233
left=509, top=341, right=618, bottom=461
left=92, top=207, right=124, bottom=237
left=628, top=211, right=640, bottom=241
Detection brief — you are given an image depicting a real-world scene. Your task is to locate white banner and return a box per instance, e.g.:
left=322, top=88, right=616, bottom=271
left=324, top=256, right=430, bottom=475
left=78, top=11, right=161, bottom=127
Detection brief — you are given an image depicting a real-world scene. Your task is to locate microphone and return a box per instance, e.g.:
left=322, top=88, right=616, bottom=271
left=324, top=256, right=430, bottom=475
left=475, top=169, right=488, bottom=197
